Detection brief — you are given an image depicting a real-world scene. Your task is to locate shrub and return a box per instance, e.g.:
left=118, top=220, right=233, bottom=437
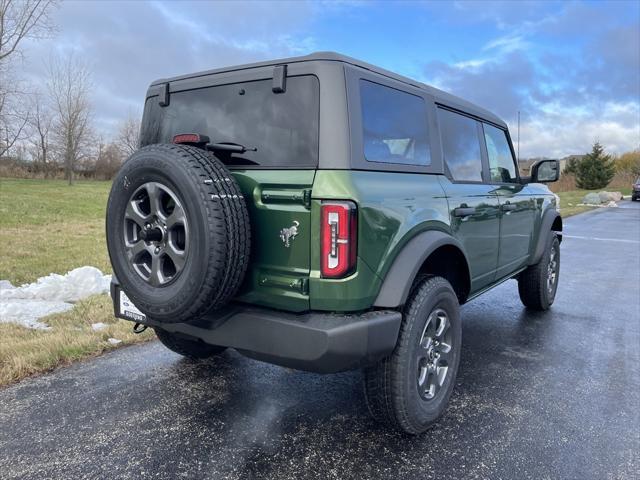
left=615, top=150, right=640, bottom=177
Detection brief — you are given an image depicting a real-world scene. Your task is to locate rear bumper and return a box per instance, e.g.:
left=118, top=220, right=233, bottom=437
left=111, top=280, right=401, bottom=373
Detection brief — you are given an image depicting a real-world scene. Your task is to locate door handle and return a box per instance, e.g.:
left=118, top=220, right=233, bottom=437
left=453, top=207, right=476, bottom=217
left=501, top=203, right=518, bottom=212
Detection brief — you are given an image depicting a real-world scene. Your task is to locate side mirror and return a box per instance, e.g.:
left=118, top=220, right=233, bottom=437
left=530, top=159, right=559, bottom=183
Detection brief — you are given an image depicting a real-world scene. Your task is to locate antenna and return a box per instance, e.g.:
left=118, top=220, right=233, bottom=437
left=517, top=110, right=520, bottom=163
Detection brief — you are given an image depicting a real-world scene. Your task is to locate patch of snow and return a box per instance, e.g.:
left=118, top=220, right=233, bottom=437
left=91, top=322, right=108, bottom=331
left=0, top=267, right=111, bottom=330
left=577, top=201, right=619, bottom=208
left=1, top=267, right=111, bottom=302
left=107, top=338, right=122, bottom=345
left=0, top=299, right=72, bottom=329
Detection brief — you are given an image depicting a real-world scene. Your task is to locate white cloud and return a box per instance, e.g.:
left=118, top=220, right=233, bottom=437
left=483, top=34, right=528, bottom=53
left=453, top=58, right=490, bottom=70
left=17, top=0, right=318, bottom=141
left=425, top=6, right=639, bottom=159
left=517, top=101, right=640, bottom=159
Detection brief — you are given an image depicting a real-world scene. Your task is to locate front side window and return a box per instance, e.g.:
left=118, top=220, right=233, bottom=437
left=483, top=123, right=517, bottom=183
left=438, top=108, right=483, bottom=182
left=360, top=79, right=430, bottom=166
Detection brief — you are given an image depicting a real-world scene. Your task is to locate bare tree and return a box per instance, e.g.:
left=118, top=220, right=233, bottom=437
left=0, top=0, right=57, bottom=157
left=117, top=112, right=140, bottom=157
left=27, top=92, right=54, bottom=176
left=0, top=64, right=31, bottom=157
left=0, top=0, right=56, bottom=62
left=95, top=140, right=123, bottom=179
left=48, top=53, right=93, bottom=185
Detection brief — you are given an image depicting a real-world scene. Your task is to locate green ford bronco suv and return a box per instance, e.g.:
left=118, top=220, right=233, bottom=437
left=107, top=52, right=562, bottom=434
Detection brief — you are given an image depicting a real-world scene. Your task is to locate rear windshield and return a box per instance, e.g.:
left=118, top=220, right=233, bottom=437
left=140, top=75, right=319, bottom=168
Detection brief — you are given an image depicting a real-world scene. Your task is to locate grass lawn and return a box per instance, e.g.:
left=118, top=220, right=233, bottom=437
left=0, top=178, right=113, bottom=284
left=0, top=178, right=152, bottom=386
left=556, top=187, right=632, bottom=218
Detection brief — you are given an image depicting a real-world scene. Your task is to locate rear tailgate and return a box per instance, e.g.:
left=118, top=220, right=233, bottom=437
left=231, top=170, right=315, bottom=312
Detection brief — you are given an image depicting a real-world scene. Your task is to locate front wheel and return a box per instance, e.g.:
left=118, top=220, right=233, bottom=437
left=363, top=276, right=462, bottom=434
left=518, top=232, right=560, bottom=311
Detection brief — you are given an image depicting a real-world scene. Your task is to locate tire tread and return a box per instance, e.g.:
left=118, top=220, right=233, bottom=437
left=364, top=276, right=459, bottom=434
left=107, top=144, right=251, bottom=323
left=518, top=232, right=559, bottom=311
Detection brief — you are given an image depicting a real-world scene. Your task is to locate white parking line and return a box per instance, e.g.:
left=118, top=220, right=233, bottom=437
left=563, top=235, right=640, bottom=244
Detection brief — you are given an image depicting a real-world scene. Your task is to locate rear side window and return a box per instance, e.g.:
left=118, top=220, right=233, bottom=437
left=437, top=108, right=483, bottom=182
left=140, top=75, right=319, bottom=168
left=360, top=80, right=430, bottom=166
left=483, top=123, right=517, bottom=183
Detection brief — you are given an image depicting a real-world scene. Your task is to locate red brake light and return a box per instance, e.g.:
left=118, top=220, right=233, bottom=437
left=172, top=133, right=209, bottom=145
left=321, top=201, right=357, bottom=278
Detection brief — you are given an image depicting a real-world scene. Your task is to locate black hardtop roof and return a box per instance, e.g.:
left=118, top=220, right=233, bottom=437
left=151, top=51, right=506, bottom=128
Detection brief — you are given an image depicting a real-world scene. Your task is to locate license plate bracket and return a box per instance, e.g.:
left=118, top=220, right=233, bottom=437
left=115, top=287, right=146, bottom=323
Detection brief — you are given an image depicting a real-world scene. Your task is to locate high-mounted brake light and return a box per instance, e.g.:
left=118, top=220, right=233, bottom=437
left=321, top=201, right=357, bottom=278
left=172, top=133, right=210, bottom=145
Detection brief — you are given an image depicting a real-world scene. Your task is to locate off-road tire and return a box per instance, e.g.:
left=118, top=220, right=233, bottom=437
left=363, top=276, right=462, bottom=434
left=106, top=144, right=251, bottom=323
left=518, top=232, right=560, bottom=311
left=155, top=328, right=226, bottom=359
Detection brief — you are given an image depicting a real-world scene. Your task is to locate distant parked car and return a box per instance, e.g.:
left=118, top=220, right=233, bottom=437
left=633, top=177, right=640, bottom=201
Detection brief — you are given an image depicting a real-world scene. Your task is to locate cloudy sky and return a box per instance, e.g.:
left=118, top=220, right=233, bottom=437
left=19, top=0, right=640, bottom=159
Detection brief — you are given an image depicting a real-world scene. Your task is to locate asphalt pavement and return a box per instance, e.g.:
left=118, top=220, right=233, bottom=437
left=1, top=202, right=639, bottom=480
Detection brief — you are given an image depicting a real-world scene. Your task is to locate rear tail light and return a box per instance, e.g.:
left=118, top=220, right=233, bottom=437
left=321, top=201, right=357, bottom=278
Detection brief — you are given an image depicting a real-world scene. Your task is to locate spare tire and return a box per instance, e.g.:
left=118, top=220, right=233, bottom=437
left=106, top=144, right=251, bottom=323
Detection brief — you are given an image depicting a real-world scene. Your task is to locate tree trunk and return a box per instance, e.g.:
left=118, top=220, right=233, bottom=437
left=66, top=153, right=73, bottom=185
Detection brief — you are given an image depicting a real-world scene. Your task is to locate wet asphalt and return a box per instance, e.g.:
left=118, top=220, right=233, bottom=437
left=1, top=202, right=639, bottom=480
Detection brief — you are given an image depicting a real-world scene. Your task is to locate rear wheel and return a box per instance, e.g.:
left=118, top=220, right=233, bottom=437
left=518, top=232, right=560, bottom=311
left=155, top=328, right=226, bottom=359
left=363, top=276, right=462, bottom=434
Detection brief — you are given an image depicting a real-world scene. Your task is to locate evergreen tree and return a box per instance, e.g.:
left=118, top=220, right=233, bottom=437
left=576, top=142, right=615, bottom=190
left=563, top=157, right=580, bottom=174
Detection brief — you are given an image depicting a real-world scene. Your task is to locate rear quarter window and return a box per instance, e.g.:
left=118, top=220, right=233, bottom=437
left=359, top=80, right=430, bottom=166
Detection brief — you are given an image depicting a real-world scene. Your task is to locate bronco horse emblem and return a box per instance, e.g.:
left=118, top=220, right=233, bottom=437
left=279, top=221, right=300, bottom=248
